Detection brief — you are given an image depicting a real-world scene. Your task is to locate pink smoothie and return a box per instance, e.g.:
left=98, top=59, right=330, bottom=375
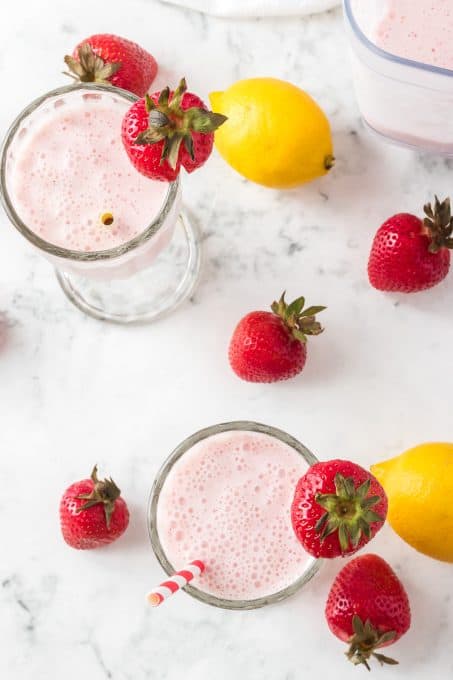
left=376, top=0, right=453, bottom=70
left=8, top=91, right=169, bottom=252
left=156, top=430, right=311, bottom=601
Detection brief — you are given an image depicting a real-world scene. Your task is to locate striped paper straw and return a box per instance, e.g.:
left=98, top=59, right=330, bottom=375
left=147, top=560, right=205, bottom=607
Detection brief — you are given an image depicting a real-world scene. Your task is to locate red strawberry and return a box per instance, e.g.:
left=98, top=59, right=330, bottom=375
left=121, top=78, right=227, bottom=182
left=325, top=554, right=411, bottom=669
left=291, top=460, right=387, bottom=558
left=228, top=293, right=326, bottom=383
left=368, top=196, right=453, bottom=293
left=64, top=34, right=157, bottom=97
left=60, top=465, right=129, bottom=549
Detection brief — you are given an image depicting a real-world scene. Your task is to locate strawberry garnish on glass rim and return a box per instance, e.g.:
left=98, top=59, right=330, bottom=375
left=291, top=460, right=387, bottom=558
left=134, top=77, right=227, bottom=170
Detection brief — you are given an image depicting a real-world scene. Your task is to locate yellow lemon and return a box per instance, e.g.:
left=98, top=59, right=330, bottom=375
left=371, top=443, right=453, bottom=562
left=209, top=78, right=334, bottom=189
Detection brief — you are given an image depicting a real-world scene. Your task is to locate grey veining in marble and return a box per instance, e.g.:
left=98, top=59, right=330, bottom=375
left=1, top=1, right=453, bottom=679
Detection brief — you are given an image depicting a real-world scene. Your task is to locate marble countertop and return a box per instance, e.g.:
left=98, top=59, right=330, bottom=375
left=1, top=1, right=453, bottom=678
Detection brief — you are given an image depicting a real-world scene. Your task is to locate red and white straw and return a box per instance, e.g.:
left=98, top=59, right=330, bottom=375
left=147, top=560, right=205, bottom=607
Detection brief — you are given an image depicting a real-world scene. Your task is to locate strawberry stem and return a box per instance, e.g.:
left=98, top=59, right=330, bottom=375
left=76, top=465, right=121, bottom=529
left=271, top=292, right=326, bottom=344
left=133, top=77, right=228, bottom=169
left=346, top=615, right=398, bottom=670
left=315, top=474, right=383, bottom=554
left=423, top=196, right=453, bottom=253
left=64, top=43, right=121, bottom=85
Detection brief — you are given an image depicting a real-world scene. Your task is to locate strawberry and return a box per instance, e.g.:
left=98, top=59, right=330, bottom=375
left=64, top=34, right=157, bottom=97
left=368, top=196, right=453, bottom=293
left=60, top=465, right=129, bottom=549
left=228, top=292, right=325, bottom=383
left=291, top=460, right=387, bottom=558
left=325, top=554, right=411, bottom=669
left=121, top=78, right=227, bottom=182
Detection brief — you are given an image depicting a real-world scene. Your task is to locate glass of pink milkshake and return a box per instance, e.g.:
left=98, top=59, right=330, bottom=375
left=0, top=83, right=201, bottom=323
left=148, top=421, right=321, bottom=610
left=343, top=0, right=453, bottom=153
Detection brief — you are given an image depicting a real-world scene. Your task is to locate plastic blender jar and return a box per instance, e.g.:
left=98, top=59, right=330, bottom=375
left=343, top=0, right=453, bottom=153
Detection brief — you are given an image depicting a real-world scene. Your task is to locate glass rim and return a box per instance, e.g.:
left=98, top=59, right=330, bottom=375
left=343, top=0, right=453, bottom=79
left=0, top=82, right=179, bottom=263
left=147, top=420, right=322, bottom=610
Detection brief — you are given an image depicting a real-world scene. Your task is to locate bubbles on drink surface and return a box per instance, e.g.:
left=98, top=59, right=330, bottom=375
left=9, top=92, right=168, bottom=253
left=157, top=430, right=310, bottom=601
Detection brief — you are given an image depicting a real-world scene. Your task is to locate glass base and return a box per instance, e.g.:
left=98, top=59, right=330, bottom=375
left=55, top=212, right=201, bottom=324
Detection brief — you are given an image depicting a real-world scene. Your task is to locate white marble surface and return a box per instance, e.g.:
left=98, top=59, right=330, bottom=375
left=1, top=1, right=453, bottom=678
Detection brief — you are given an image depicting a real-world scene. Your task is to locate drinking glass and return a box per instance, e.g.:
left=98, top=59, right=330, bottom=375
left=0, top=83, right=202, bottom=324
left=148, top=421, right=321, bottom=610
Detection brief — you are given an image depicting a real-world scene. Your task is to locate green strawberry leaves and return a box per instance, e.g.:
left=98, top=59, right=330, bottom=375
left=423, top=196, right=453, bottom=253
left=347, top=616, right=398, bottom=670
left=133, top=77, right=228, bottom=169
left=315, top=473, right=384, bottom=553
left=271, top=292, right=326, bottom=343
left=64, top=43, right=121, bottom=84
left=76, top=465, right=121, bottom=529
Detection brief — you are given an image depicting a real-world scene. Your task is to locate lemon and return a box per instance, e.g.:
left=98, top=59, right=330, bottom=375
left=209, top=78, right=334, bottom=189
left=371, top=443, right=453, bottom=562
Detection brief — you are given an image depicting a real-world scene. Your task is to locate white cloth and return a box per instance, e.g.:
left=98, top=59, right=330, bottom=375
left=160, top=0, right=340, bottom=18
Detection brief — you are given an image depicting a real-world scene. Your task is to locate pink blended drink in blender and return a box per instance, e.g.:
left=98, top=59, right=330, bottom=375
left=376, top=0, right=453, bottom=70
left=1, top=84, right=201, bottom=323
left=344, top=0, right=453, bottom=153
left=150, top=423, right=320, bottom=609
left=8, top=92, right=169, bottom=256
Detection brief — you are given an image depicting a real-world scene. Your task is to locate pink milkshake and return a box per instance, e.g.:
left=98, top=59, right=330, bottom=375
left=4, top=87, right=175, bottom=275
left=376, top=1, right=453, bottom=70
left=150, top=423, right=319, bottom=608
left=8, top=92, right=168, bottom=253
